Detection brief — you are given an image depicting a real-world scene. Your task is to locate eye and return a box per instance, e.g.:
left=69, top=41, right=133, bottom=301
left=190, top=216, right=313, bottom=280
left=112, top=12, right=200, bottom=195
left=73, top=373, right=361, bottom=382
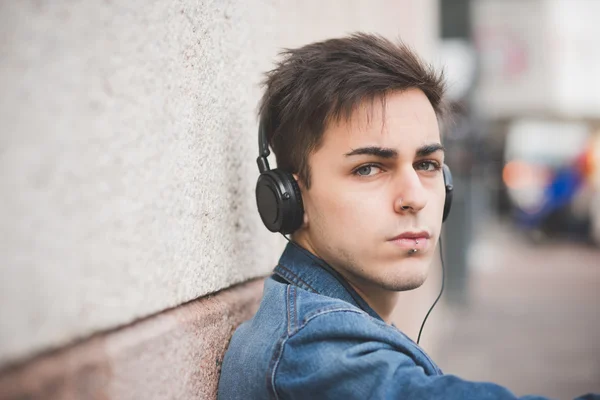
left=415, top=160, right=441, bottom=172
left=353, top=164, right=383, bottom=177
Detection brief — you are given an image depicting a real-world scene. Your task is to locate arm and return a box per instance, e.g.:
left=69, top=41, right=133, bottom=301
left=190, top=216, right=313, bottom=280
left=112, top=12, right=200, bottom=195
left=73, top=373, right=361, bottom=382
left=272, top=310, right=589, bottom=400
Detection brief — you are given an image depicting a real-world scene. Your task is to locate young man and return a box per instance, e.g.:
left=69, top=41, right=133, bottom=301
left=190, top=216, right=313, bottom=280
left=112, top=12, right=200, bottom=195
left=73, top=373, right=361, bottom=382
left=218, top=33, right=598, bottom=400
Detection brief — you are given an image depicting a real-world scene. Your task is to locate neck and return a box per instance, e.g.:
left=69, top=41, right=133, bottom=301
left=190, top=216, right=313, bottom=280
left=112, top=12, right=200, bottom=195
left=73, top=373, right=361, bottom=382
left=291, top=231, right=399, bottom=324
left=343, top=279, right=400, bottom=324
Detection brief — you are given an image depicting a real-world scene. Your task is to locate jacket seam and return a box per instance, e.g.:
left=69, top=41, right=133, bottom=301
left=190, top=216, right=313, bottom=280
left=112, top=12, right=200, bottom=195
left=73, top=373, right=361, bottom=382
left=266, top=332, right=288, bottom=400
left=293, top=285, right=298, bottom=333
left=288, top=285, right=298, bottom=334
left=301, top=302, right=365, bottom=321
left=276, top=264, right=318, bottom=293
left=292, top=308, right=367, bottom=338
left=286, top=285, right=291, bottom=336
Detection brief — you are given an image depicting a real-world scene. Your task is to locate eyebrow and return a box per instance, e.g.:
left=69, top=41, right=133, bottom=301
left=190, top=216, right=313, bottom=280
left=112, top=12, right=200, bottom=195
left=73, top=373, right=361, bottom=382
left=416, top=143, right=445, bottom=157
left=345, top=146, right=398, bottom=158
left=344, top=143, right=445, bottom=159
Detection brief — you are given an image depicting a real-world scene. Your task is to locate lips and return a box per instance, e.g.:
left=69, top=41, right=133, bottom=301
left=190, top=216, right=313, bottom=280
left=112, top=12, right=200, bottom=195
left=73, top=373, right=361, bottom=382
left=389, top=231, right=431, bottom=251
left=391, top=231, right=430, bottom=240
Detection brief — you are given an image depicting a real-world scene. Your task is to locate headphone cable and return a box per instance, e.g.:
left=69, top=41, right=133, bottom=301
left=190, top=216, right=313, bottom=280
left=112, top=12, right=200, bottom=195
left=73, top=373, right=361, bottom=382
left=417, top=235, right=445, bottom=345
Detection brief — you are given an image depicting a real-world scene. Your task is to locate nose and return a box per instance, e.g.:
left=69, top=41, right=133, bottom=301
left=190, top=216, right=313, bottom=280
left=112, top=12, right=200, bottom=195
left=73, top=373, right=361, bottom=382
left=392, top=167, right=428, bottom=215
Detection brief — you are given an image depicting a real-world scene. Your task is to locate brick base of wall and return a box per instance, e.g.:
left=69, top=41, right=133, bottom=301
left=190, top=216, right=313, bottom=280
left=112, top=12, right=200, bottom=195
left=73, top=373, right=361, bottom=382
left=0, top=279, right=264, bottom=400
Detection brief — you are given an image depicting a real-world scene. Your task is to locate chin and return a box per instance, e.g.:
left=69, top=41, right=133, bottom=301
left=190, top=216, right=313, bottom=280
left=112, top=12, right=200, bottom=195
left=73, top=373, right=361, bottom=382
left=381, top=278, right=427, bottom=292
left=379, top=263, right=429, bottom=292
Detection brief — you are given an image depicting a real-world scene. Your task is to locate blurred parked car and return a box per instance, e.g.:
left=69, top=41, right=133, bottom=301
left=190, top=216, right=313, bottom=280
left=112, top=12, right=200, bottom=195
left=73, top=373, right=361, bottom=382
left=502, top=119, right=599, bottom=244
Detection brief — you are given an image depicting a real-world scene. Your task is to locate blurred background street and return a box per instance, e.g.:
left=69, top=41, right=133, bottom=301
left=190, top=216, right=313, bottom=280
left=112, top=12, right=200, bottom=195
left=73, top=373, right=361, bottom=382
left=433, top=218, right=600, bottom=399
left=431, top=2, right=600, bottom=396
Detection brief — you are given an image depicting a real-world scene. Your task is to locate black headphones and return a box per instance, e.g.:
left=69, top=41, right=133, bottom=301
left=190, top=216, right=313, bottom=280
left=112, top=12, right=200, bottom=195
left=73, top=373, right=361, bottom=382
left=255, top=118, right=454, bottom=234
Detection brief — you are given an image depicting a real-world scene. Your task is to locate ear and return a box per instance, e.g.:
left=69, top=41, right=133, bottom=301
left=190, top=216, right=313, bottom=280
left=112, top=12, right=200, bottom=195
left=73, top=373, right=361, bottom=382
left=293, top=173, right=309, bottom=228
left=292, top=173, right=305, bottom=190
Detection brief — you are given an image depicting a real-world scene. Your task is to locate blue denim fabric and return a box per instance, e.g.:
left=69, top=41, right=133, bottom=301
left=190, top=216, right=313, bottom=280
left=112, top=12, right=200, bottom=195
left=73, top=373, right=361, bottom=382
left=218, top=242, right=598, bottom=400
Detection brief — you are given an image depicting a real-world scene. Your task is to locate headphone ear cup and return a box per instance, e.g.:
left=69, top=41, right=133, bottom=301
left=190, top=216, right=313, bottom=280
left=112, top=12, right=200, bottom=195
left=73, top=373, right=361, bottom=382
left=255, top=169, right=304, bottom=234
left=442, top=164, right=454, bottom=223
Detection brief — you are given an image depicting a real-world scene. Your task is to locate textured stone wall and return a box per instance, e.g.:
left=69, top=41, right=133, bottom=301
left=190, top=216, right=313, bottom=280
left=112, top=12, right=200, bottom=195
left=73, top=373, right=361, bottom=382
left=0, top=0, right=438, bottom=372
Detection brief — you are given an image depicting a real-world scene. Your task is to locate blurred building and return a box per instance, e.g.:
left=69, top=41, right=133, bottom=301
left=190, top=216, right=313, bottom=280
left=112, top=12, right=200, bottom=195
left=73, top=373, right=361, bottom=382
left=474, top=0, right=600, bottom=119
left=472, top=0, right=600, bottom=244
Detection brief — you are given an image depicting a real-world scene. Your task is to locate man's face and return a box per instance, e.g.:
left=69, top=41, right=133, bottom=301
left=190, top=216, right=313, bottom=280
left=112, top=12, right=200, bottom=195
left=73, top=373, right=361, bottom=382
left=295, top=88, right=445, bottom=293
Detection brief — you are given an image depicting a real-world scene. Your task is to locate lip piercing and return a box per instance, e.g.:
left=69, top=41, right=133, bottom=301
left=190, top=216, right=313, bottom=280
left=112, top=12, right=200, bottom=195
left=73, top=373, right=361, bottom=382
left=408, top=248, right=418, bottom=255
left=415, top=239, right=419, bottom=245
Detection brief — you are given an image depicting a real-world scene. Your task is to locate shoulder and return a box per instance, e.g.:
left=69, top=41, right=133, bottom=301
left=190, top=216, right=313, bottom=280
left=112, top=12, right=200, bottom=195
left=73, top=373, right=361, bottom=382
left=274, top=282, right=410, bottom=353
left=286, top=284, right=375, bottom=335
left=285, top=298, right=400, bottom=349
left=271, top=304, right=437, bottom=399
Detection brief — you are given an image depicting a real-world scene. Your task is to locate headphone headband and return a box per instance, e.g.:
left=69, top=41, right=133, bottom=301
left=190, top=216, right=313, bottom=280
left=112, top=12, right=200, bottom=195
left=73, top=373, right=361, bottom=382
left=256, top=117, right=271, bottom=173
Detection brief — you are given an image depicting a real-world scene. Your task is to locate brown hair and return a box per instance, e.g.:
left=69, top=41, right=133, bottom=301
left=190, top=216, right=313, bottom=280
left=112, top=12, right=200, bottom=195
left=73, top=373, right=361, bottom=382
left=259, top=32, right=447, bottom=188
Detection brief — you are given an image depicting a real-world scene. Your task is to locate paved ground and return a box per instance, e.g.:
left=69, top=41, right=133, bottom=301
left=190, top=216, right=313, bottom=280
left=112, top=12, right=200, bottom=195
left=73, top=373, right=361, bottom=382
left=432, top=221, right=600, bottom=400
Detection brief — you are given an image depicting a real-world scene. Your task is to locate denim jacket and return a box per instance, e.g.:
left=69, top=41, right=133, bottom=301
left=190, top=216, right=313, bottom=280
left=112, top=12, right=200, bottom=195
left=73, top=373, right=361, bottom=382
left=218, top=242, right=597, bottom=400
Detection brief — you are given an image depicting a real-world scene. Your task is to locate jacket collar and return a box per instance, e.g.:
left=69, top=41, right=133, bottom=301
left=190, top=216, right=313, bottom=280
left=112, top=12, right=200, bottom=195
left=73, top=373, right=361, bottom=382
left=273, top=241, right=383, bottom=321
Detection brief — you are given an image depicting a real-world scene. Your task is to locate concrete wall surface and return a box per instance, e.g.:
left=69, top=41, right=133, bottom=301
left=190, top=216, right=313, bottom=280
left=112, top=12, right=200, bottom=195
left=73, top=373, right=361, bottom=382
left=0, top=0, right=439, bottom=371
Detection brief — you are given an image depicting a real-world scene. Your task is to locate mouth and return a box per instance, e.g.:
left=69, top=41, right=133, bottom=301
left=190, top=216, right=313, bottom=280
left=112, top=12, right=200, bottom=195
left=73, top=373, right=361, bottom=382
left=388, top=231, right=431, bottom=251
